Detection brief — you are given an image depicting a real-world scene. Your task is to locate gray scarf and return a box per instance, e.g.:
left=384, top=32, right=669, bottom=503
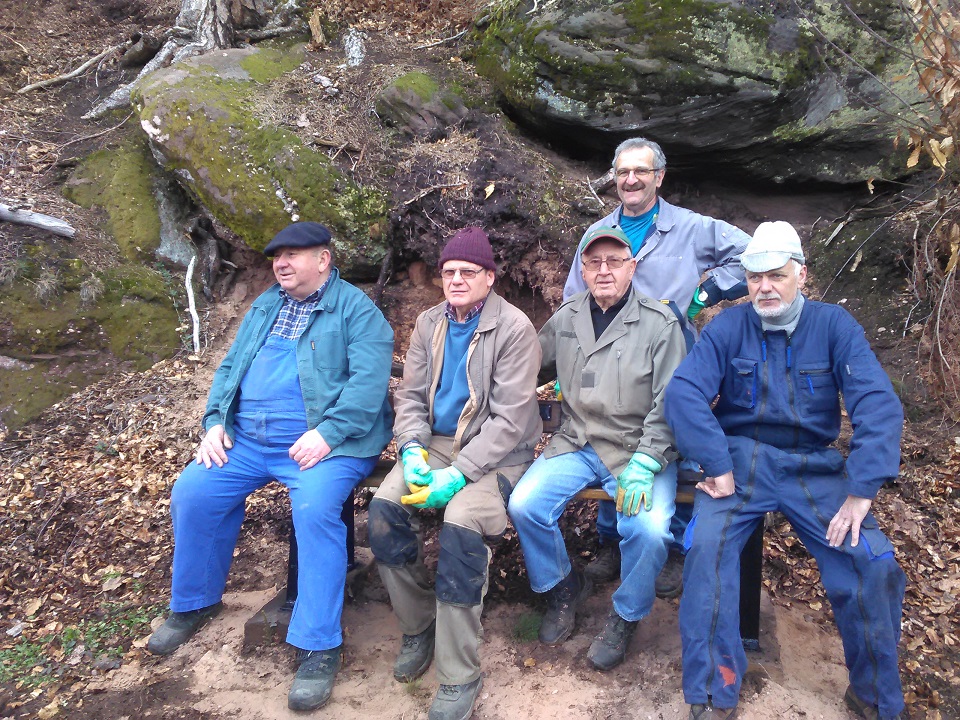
left=759, top=293, right=805, bottom=336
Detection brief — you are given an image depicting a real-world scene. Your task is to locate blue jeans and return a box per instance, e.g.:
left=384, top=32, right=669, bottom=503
left=169, top=418, right=377, bottom=652
left=598, top=459, right=697, bottom=548
left=508, top=445, right=676, bottom=621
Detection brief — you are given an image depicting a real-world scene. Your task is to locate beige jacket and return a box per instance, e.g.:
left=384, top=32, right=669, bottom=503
left=540, top=289, right=686, bottom=476
left=393, top=290, right=543, bottom=480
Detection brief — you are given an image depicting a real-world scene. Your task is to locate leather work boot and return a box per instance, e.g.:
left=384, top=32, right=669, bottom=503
left=539, top=569, right=592, bottom=645
left=394, top=620, right=436, bottom=683
left=288, top=646, right=343, bottom=711
left=587, top=610, right=638, bottom=671
left=584, top=542, right=621, bottom=582
left=146, top=602, right=223, bottom=656
left=689, top=702, right=739, bottom=719
left=655, top=547, right=685, bottom=599
left=428, top=676, right=483, bottom=720
left=844, top=685, right=902, bottom=720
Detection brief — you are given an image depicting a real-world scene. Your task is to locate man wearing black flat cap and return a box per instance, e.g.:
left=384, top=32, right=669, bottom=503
left=148, top=222, right=394, bottom=713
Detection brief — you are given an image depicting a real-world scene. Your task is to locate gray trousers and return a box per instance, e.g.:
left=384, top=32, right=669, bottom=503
left=369, top=436, right=527, bottom=684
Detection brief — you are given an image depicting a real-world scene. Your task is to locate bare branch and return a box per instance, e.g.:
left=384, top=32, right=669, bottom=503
left=17, top=43, right=128, bottom=94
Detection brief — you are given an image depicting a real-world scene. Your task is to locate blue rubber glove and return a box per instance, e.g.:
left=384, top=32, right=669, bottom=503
left=401, top=466, right=466, bottom=509
left=401, top=445, right=432, bottom=487
left=687, top=285, right=709, bottom=320
left=615, top=452, right=662, bottom=516
left=554, top=379, right=563, bottom=402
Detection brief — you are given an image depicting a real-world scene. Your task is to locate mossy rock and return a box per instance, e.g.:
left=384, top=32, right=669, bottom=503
left=62, top=135, right=162, bottom=261
left=375, top=71, right=470, bottom=140
left=472, top=0, right=922, bottom=184
left=132, top=44, right=389, bottom=279
left=0, top=259, right=181, bottom=430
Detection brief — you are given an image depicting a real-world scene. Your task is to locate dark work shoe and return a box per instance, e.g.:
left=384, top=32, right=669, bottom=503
left=428, top=676, right=483, bottom=720
left=584, top=542, right=621, bottom=582
left=689, top=703, right=739, bottom=719
left=844, top=685, right=901, bottom=720
left=288, top=646, right=343, bottom=711
left=587, top=610, right=638, bottom=671
left=394, top=620, right=435, bottom=683
left=539, top=569, right=592, bottom=645
left=655, top=547, right=685, bottom=599
left=146, top=602, right=223, bottom=655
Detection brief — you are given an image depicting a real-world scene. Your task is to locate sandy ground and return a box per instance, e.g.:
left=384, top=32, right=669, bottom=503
left=80, top=553, right=856, bottom=720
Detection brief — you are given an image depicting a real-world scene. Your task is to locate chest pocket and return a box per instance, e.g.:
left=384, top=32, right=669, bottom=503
left=730, top=358, right=757, bottom=409
left=314, top=331, right=347, bottom=371
left=798, top=366, right=839, bottom=415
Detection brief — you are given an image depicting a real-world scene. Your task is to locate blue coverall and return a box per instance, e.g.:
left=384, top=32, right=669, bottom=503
left=664, top=298, right=906, bottom=718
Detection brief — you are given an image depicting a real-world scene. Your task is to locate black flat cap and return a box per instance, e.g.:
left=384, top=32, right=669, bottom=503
left=263, top=222, right=332, bottom=256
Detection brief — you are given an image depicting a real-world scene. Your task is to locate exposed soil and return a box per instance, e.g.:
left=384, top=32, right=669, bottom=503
left=1, top=2, right=958, bottom=720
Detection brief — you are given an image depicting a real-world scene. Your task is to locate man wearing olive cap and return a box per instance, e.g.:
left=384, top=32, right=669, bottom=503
left=148, top=222, right=394, bottom=713
left=565, top=137, right=751, bottom=600
left=509, top=225, right=686, bottom=671
left=665, top=221, right=906, bottom=720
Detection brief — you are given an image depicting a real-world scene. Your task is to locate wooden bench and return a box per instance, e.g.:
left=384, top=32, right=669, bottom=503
left=243, top=399, right=764, bottom=652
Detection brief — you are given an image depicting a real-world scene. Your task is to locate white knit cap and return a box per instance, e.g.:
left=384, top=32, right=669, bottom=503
left=741, top=221, right=805, bottom=273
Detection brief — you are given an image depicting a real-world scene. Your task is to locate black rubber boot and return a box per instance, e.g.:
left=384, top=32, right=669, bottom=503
left=539, top=569, right=592, bottom=645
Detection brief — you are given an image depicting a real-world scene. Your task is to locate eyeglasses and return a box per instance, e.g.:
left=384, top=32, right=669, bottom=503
left=441, top=267, right=484, bottom=280
left=614, top=166, right=662, bottom=179
left=582, top=256, right=629, bottom=271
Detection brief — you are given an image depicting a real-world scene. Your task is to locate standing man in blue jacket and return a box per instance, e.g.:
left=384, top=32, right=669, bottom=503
left=664, top=222, right=906, bottom=720
left=147, top=222, right=394, bottom=713
left=565, top=137, right=750, bottom=597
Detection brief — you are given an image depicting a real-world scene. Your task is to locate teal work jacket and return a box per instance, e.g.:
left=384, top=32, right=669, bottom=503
left=202, top=268, right=394, bottom=459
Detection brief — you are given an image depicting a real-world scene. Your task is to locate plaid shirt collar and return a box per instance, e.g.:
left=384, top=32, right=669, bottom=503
left=270, top=281, right=328, bottom=340
left=444, top=299, right=485, bottom=324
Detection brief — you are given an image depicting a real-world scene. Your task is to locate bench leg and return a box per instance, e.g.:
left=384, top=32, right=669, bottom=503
left=739, top=522, right=763, bottom=651
left=343, top=487, right=356, bottom=572
left=283, top=523, right=299, bottom=610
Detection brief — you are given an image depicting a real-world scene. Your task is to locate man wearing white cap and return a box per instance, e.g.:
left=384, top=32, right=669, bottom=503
left=664, top=222, right=906, bottom=720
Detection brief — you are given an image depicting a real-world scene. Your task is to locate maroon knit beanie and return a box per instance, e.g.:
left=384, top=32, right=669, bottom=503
left=438, top=227, right=496, bottom=271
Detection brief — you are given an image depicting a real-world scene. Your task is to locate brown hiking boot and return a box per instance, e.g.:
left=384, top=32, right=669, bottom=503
left=539, top=569, right=592, bottom=645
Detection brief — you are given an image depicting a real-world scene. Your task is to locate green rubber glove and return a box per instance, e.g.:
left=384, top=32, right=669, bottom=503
left=401, top=466, right=466, bottom=509
left=554, top=379, right=563, bottom=402
left=401, top=445, right=432, bottom=486
left=687, top=286, right=709, bottom=320
left=615, top=452, right=663, bottom=516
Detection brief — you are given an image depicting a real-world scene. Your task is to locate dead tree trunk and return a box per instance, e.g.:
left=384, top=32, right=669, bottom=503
left=84, top=0, right=303, bottom=120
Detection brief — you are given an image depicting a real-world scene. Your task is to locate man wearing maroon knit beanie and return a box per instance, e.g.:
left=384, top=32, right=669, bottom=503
left=369, top=227, right=542, bottom=720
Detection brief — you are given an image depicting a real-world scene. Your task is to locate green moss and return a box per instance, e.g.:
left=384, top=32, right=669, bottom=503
left=63, top=137, right=161, bottom=261
left=391, top=71, right=440, bottom=102
left=133, top=60, right=389, bottom=278
left=239, top=40, right=308, bottom=83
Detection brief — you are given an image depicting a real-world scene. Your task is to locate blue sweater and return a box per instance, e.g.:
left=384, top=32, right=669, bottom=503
left=432, top=313, right=480, bottom=436
left=664, top=299, right=903, bottom=499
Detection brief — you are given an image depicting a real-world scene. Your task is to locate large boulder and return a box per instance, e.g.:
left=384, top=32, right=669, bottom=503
left=132, top=42, right=389, bottom=279
left=376, top=71, right=470, bottom=140
left=473, top=0, right=922, bottom=184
